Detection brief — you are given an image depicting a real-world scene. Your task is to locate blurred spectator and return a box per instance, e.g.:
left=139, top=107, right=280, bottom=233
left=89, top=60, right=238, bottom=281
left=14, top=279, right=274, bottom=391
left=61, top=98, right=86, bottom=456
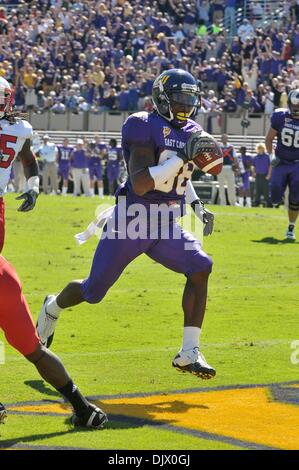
left=223, top=91, right=237, bottom=112
left=71, top=139, right=91, bottom=197
left=237, top=19, right=254, bottom=43
left=0, top=0, right=297, bottom=120
left=238, top=146, right=252, bottom=207
left=37, top=135, right=59, bottom=195
left=251, top=143, right=271, bottom=207
left=217, top=134, right=239, bottom=206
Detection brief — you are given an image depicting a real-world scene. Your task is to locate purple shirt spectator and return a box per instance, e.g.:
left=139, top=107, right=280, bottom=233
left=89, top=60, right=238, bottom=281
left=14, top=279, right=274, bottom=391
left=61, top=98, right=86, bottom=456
left=252, top=154, right=270, bottom=175
left=71, top=149, right=88, bottom=169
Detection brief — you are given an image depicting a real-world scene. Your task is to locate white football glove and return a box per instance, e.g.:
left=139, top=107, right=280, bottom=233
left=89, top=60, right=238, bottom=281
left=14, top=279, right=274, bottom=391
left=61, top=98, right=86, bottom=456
left=191, top=200, right=214, bottom=236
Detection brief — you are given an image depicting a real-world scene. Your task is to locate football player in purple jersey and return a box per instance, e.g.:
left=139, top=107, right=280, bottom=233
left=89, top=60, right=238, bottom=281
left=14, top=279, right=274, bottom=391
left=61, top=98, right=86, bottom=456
left=266, top=89, right=299, bottom=240
left=87, top=139, right=105, bottom=198
left=106, top=138, right=123, bottom=197
left=57, top=138, right=73, bottom=196
left=36, top=69, right=218, bottom=380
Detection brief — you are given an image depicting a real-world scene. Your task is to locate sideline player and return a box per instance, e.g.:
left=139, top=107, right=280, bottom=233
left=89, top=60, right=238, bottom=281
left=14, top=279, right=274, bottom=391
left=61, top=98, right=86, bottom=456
left=87, top=139, right=105, bottom=198
left=266, top=89, right=299, bottom=240
left=37, top=69, right=218, bottom=379
left=0, top=255, right=107, bottom=428
left=57, top=138, right=73, bottom=196
left=0, top=77, right=40, bottom=253
left=106, top=138, right=122, bottom=197
left=238, top=146, right=252, bottom=207
left=217, top=134, right=239, bottom=206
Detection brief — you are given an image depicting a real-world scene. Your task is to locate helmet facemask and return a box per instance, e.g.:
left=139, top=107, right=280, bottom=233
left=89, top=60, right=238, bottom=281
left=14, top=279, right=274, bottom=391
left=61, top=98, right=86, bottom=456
left=288, top=90, right=299, bottom=119
left=0, top=83, right=14, bottom=119
left=168, top=91, right=199, bottom=124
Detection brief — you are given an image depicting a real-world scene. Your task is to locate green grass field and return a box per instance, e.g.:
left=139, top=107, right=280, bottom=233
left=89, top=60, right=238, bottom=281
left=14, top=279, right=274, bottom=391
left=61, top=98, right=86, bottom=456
left=0, top=194, right=298, bottom=450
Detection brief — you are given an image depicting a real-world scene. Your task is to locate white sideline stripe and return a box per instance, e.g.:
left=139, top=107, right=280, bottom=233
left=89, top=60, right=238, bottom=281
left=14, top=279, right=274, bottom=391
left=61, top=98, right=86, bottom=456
left=201, top=157, right=223, bottom=173
left=212, top=212, right=285, bottom=220
left=5, top=339, right=289, bottom=361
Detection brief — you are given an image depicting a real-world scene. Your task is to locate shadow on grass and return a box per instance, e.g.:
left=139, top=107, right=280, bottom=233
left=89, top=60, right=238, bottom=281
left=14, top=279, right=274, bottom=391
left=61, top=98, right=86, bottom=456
left=24, top=380, right=61, bottom=398
left=251, top=237, right=298, bottom=245
left=0, top=398, right=209, bottom=448
left=0, top=424, right=104, bottom=449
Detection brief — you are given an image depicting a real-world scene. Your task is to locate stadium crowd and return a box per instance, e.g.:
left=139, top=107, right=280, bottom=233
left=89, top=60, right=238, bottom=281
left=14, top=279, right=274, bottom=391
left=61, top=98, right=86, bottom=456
left=0, top=0, right=298, bottom=117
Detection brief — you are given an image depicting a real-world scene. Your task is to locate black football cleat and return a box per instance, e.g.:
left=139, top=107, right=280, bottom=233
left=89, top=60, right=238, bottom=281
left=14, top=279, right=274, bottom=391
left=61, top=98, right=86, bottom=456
left=71, top=403, right=108, bottom=430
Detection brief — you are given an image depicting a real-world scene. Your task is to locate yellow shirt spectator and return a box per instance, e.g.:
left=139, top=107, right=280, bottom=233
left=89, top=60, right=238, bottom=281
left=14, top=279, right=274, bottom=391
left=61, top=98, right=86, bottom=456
left=23, top=70, right=37, bottom=88
left=88, top=67, right=105, bottom=87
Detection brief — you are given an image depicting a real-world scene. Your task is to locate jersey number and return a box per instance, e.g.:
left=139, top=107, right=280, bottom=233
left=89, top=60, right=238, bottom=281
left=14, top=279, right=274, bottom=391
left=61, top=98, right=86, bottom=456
left=158, top=150, right=193, bottom=195
left=0, top=135, right=17, bottom=169
left=281, top=128, right=299, bottom=148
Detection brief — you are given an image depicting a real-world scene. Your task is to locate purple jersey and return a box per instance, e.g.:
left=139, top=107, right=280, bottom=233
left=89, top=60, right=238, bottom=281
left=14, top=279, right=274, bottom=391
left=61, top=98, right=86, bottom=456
left=71, top=149, right=88, bottom=169
left=271, top=109, right=299, bottom=162
left=107, top=146, right=122, bottom=168
left=88, top=144, right=104, bottom=168
left=122, top=111, right=201, bottom=203
left=88, top=143, right=105, bottom=180
left=252, top=153, right=270, bottom=175
left=242, top=154, right=253, bottom=171
left=58, top=145, right=73, bottom=164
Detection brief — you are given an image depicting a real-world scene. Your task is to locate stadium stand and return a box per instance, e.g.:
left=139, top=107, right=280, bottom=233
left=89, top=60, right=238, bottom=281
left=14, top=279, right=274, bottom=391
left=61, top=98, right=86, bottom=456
left=0, top=0, right=298, bottom=136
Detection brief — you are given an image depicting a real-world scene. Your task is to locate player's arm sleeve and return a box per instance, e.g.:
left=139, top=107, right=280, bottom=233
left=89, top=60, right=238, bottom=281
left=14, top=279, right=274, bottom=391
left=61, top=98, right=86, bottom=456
left=270, top=111, right=280, bottom=131
left=123, top=115, right=156, bottom=174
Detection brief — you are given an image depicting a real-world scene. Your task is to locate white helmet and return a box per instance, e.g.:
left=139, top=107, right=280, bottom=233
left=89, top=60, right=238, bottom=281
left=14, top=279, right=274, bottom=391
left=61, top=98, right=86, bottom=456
left=0, top=77, right=14, bottom=119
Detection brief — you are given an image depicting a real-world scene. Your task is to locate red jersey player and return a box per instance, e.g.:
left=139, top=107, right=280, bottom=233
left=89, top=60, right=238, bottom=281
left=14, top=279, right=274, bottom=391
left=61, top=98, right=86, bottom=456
left=0, top=255, right=107, bottom=428
left=0, top=77, right=39, bottom=253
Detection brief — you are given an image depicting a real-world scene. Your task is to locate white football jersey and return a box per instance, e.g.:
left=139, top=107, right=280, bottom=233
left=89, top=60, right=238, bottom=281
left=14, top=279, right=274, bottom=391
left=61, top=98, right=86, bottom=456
left=0, top=119, right=33, bottom=196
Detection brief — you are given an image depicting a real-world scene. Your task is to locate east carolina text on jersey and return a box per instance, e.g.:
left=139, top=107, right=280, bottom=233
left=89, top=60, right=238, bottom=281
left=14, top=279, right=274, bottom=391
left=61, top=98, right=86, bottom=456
left=122, top=111, right=202, bottom=202
left=0, top=119, right=33, bottom=196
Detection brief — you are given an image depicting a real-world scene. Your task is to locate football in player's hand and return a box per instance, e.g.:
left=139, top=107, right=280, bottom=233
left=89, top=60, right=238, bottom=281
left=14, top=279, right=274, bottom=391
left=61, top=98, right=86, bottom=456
left=192, top=134, right=223, bottom=176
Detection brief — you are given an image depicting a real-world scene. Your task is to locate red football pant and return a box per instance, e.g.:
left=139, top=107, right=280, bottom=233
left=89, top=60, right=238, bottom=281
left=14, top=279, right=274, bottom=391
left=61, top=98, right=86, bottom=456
left=0, top=198, right=4, bottom=253
left=0, top=256, right=40, bottom=356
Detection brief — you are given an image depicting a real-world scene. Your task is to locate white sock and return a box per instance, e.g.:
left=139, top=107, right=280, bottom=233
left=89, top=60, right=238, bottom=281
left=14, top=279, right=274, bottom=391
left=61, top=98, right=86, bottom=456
left=246, top=197, right=252, bottom=207
left=240, top=197, right=244, bottom=206
left=47, top=297, right=62, bottom=318
left=182, top=326, right=201, bottom=351
left=98, top=187, right=103, bottom=198
left=62, top=186, right=67, bottom=195
left=90, top=187, right=95, bottom=196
